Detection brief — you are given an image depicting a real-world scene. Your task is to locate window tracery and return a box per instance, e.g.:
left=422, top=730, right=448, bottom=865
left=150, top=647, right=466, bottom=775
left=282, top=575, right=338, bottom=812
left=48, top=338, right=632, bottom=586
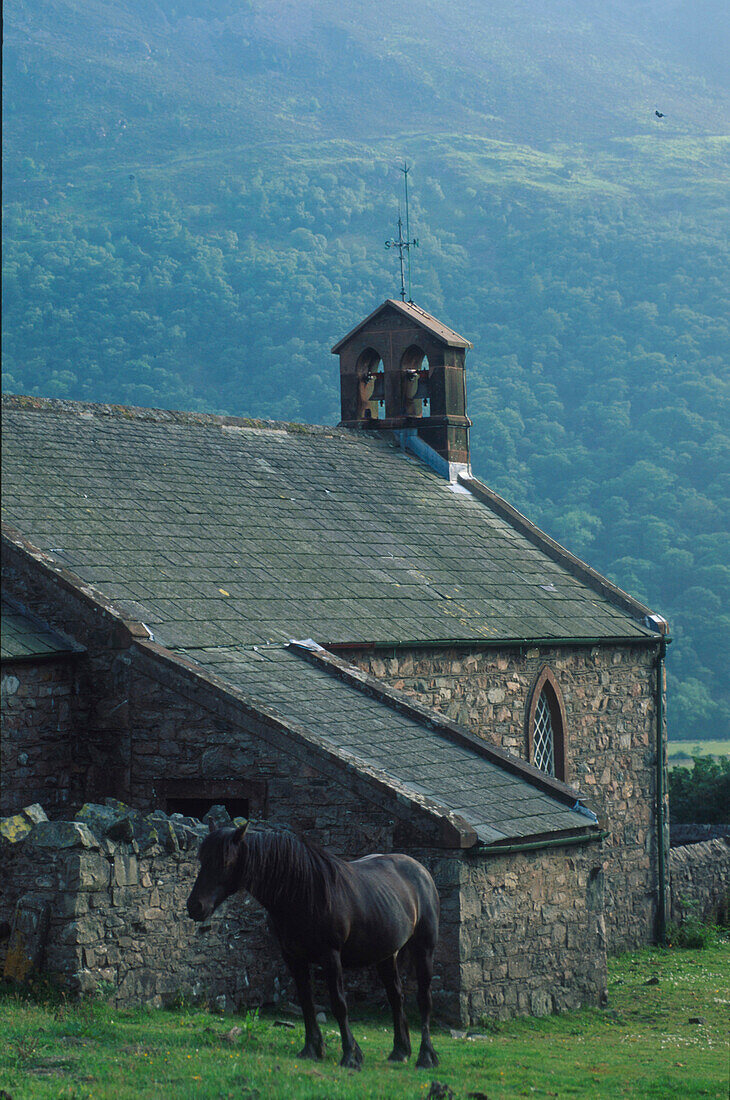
left=526, top=666, right=567, bottom=781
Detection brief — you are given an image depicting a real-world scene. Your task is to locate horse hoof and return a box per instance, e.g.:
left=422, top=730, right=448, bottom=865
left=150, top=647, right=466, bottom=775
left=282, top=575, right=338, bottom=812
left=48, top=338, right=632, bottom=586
left=341, top=1043, right=364, bottom=1070
left=387, top=1048, right=410, bottom=1063
left=416, top=1048, right=439, bottom=1069
left=297, top=1046, right=324, bottom=1061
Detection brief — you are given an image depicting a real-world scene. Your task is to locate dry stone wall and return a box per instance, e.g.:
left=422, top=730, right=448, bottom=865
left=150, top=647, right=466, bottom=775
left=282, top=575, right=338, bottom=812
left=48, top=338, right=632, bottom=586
left=0, top=803, right=463, bottom=1019
left=1, top=803, right=297, bottom=1011
left=2, top=803, right=614, bottom=1027
left=348, top=643, right=665, bottom=952
left=669, top=840, right=730, bottom=926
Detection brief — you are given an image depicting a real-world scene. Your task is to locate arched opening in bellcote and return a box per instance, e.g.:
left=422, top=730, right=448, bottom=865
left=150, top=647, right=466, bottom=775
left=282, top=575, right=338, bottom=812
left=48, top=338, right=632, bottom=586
left=400, top=344, right=431, bottom=418
left=355, top=347, right=384, bottom=420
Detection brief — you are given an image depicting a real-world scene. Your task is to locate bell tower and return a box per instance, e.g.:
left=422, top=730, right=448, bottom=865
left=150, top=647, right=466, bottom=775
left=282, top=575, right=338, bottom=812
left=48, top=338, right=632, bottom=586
left=332, top=299, right=472, bottom=467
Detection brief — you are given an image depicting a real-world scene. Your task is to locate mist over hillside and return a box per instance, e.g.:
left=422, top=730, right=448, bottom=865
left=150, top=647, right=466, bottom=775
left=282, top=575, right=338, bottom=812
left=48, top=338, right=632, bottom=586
left=2, top=0, right=729, bottom=739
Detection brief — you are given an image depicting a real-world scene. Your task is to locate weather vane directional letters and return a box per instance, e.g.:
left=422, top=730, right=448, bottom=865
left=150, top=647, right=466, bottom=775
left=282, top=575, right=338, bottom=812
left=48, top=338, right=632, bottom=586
left=385, top=162, right=419, bottom=302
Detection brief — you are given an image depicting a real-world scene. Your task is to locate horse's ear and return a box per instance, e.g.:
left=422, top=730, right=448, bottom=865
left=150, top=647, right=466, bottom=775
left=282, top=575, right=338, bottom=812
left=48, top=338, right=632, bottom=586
left=223, top=821, right=248, bottom=867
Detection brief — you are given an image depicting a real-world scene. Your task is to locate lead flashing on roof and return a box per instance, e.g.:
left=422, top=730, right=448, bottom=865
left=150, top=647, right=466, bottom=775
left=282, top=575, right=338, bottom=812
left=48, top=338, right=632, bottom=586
left=396, top=428, right=471, bottom=483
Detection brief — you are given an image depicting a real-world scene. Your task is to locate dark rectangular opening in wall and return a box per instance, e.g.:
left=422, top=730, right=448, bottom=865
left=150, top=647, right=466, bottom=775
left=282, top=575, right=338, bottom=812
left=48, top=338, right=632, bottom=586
left=166, top=797, right=250, bottom=821
left=159, top=777, right=267, bottom=819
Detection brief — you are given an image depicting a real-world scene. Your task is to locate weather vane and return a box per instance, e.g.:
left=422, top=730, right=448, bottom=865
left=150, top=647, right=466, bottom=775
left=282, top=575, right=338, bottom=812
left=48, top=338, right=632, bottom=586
left=385, top=162, right=419, bottom=302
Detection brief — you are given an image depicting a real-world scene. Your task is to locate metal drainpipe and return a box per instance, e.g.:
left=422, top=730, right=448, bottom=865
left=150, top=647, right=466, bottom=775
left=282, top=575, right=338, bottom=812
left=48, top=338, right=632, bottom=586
left=656, top=638, right=668, bottom=945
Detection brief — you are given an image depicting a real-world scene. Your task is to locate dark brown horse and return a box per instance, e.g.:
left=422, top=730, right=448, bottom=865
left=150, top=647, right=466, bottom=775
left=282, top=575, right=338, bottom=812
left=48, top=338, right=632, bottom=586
left=186, top=825, right=440, bottom=1069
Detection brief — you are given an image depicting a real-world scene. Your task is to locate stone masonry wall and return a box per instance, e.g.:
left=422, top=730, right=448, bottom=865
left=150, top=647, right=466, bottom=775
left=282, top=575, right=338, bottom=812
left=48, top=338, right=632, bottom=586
left=2, top=807, right=610, bottom=1027
left=0, top=809, right=290, bottom=1011
left=0, top=806, right=466, bottom=1022
left=669, top=840, right=730, bottom=926
left=1, top=658, right=79, bottom=815
left=348, top=643, right=665, bottom=953
left=2, top=542, right=135, bottom=809
left=457, top=844, right=608, bottom=1022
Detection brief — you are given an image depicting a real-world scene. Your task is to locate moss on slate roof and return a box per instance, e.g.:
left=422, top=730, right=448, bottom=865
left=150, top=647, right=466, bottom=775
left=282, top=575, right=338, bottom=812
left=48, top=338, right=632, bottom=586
left=1, top=397, right=655, bottom=650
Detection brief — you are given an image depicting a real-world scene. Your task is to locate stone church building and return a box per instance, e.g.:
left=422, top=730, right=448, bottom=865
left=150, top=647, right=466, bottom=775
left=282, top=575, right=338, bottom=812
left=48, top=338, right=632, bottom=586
left=1, top=300, right=670, bottom=1022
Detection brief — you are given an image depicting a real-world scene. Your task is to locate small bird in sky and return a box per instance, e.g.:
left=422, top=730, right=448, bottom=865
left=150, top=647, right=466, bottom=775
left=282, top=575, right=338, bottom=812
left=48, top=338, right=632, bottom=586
left=655, top=109, right=666, bottom=118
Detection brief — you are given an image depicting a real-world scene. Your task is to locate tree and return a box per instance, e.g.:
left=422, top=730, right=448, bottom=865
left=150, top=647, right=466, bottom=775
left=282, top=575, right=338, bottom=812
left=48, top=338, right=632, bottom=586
left=669, top=757, right=730, bottom=825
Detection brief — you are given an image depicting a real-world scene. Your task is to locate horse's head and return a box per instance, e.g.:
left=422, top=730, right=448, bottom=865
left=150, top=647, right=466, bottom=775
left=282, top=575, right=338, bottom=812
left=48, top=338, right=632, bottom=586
left=186, top=823, right=249, bottom=922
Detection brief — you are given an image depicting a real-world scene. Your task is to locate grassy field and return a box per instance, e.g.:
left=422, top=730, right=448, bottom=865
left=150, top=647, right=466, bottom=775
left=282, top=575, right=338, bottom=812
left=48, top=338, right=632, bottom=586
left=668, top=740, right=730, bottom=768
left=0, top=938, right=727, bottom=1099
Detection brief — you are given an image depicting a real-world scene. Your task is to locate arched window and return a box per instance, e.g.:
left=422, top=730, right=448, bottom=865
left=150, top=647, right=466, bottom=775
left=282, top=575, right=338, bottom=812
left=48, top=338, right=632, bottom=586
left=526, top=667, right=567, bottom=781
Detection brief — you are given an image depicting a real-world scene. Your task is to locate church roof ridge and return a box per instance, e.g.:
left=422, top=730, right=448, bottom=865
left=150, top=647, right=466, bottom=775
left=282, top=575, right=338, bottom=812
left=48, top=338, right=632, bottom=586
left=0, top=393, right=343, bottom=438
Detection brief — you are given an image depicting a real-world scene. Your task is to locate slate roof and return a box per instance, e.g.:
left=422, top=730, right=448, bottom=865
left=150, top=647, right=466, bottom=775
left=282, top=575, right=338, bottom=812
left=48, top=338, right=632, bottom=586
left=1, top=398, right=656, bottom=650
left=332, top=299, right=473, bottom=352
left=1, top=599, right=82, bottom=662
left=1, top=396, right=657, bottom=846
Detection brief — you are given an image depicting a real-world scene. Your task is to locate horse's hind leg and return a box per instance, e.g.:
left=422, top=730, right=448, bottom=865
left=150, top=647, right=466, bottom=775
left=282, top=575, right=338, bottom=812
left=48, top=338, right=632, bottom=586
left=413, top=944, right=439, bottom=1069
left=376, top=955, right=411, bottom=1063
left=284, top=954, right=324, bottom=1060
left=324, top=949, right=363, bottom=1070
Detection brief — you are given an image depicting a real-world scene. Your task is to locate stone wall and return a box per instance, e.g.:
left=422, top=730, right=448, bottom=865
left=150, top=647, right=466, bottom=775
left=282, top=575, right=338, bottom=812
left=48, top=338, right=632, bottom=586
left=2, top=540, right=135, bottom=810
left=1, top=658, right=80, bottom=815
left=348, top=644, right=665, bottom=952
left=669, top=840, right=730, bottom=926
left=0, top=806, right=290, bottom=1011
left=0, top=802, right=465, bottom=1020
left=456, top=844, right=608, bottom=1022
left=2, top=805, right=612, bottom=1026
left=670, top=824, right=730, bottom=848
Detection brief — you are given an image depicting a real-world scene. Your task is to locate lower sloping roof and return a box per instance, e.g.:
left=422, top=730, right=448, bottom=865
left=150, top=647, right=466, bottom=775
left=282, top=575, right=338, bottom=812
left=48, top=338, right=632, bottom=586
left=3, top=525, right=601, bottom=848
left=1, top=598, right=84, bottom=662
left=174, top=642, right=597, bottom=848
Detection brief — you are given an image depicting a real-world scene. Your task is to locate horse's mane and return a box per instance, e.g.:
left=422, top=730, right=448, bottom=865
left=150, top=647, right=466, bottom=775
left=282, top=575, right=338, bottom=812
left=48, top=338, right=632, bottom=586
left=240, top=828, right=345, bottom=914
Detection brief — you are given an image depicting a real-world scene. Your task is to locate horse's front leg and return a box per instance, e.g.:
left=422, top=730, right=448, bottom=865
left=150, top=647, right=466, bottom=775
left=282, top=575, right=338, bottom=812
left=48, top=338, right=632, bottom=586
left=283, top=953, right=324, bottom=1060
left=324, top=949, right=363, bottom=1070
left=377, top=955, right=411, bottom=1062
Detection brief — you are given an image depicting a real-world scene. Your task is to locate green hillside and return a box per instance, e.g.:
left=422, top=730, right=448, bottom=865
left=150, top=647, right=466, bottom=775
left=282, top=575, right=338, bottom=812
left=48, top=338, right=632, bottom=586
left=2, top=0, right=729, bottom=739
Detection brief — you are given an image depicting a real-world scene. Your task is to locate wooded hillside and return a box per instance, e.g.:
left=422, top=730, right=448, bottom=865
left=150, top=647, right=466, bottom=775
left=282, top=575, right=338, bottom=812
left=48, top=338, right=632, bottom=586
left=3, top=0, right=729, bottom=739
